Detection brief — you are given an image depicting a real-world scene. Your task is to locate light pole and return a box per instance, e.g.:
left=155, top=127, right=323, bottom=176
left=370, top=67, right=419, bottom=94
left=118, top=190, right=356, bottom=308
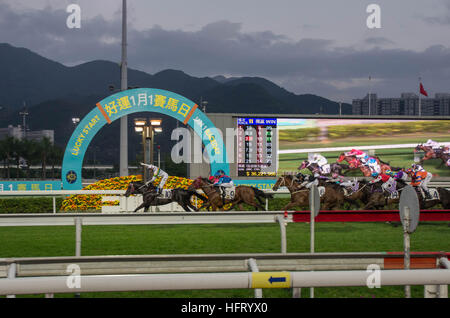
left=134, top=118, right=162, bottom=183
left=19, top=106, right=29, bottom=139
left=120, top=0, right=128, bottom=178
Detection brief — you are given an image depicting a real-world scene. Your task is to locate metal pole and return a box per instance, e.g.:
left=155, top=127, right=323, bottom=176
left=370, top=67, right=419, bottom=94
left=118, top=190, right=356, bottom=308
left=150, top=129, right=154, bottom=165
left=1, top=269, right=449, bottom=295
left=368, top=76, right=371, bottom=116
left=52, top=196, right=56, bottom=214
left=275, top=216, right=287, bottom=254
left=75, top=217, right=82, bottom=257
left=158, top=146, right=161, bottom=167
left=247, top=259, right=263, bottom=298
left=142, top=129, right=147, bottom=183
left=403, top=206, right=411, bottom=298
left=74, top=217, right=82, bottom=298
left=418, top=77, right=421, bottom=117
left=6, top=263, right=16, bottom=298
left=119, top=0, right=128, bottom=177
left=439, top=257, right=449, bottom=298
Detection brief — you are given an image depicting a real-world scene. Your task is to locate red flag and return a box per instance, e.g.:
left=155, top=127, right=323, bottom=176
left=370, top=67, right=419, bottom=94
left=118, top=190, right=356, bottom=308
left=420, top=83, right=428, bottom=97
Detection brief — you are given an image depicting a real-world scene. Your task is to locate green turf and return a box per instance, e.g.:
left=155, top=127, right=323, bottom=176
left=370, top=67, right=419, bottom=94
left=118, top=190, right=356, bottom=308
left=1, top=222, right=448, bottom=298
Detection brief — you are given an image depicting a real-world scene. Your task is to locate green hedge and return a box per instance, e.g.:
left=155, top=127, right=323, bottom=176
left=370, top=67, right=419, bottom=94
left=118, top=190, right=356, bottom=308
left=327, top=121, right=450, bottom=139
left=0, top=197, right=64, bottom=213
left=279, top=121, right=450, bottom=141
left=279, top=127, right=321, bottom=142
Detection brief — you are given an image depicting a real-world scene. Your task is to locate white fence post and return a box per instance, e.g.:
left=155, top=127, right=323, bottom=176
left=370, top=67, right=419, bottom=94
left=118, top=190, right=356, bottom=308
left=275, top=215, right=287, bottom=254
left=75, top=217, right=82, bottom=257
left=6, top=263, right=16, bottom=298
left=247, top=258, right=263, bottom=298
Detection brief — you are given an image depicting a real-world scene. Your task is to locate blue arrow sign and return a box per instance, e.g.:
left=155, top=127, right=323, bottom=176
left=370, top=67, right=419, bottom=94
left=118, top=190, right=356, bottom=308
left=268, top=276, right=286, bottom=284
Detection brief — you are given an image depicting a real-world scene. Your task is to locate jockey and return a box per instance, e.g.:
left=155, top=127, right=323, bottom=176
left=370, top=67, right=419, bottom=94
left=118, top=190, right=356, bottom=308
left=424, top=139, right=440, bottom=150
left=309, top=154, right=331, bottom=175
left=213, top=170, right=233, bottom=199
left=214, top=170, right=234, bottom=188
left=392, top=169, right=408, bottom=182
left=140, top=163, right=168, bottom=194
left=406, top=164, right=433, bottom=199
left=364, top=157, right=381, bottom=175
left=299, top=173, right=319, bottom=189
left=369, top=171, right=396, bottom=194
left=329, top=173, right=355, bottom=188
left=345, top=149, right=369, bottom=164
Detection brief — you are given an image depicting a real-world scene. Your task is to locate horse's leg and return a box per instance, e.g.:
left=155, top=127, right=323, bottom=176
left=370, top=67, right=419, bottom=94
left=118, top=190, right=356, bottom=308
left=284, top=201, right=300, bottom=211
left=181, top=203, right=191, bottom=212
left=134, top=202, right=146, bottom=212
left=187, top=202, right=199, bottom=212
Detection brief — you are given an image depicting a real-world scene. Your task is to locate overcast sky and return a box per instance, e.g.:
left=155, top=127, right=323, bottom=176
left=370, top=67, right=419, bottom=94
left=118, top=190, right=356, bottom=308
left=1, top=0, right=450, bottom=103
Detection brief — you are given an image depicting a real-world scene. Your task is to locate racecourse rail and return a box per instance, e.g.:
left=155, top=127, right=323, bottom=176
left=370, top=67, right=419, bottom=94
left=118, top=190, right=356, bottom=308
left=1, top=253, right=449, bottom=297
left=0, top=180, right=449, bottom=213
left=1, top=188, right=450, bottom=298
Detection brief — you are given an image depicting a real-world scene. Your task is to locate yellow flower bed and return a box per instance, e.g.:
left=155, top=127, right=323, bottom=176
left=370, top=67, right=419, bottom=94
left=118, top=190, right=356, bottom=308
left=61, top=175, right=203, bottom=211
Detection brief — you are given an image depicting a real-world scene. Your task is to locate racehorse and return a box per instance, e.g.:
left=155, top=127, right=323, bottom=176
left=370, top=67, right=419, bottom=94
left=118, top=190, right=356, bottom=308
left=190, top=177, right=272, bottom=211
left=337, top=153, right=400, bottom=177
left=415, top=144, right=450, bottom=168
left=124, top=182, right=208, bottom=212
left=272, top=174, right=309, bottom=210
left=275, top=174, right=346, bottom=210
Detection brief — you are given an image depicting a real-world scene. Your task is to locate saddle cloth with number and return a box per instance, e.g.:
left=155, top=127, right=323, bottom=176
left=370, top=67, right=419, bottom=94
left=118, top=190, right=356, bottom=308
left=221, top=186, right=236, bottom=200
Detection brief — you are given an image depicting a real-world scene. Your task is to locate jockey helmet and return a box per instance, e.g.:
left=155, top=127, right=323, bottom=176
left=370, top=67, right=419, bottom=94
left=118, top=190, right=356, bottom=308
left=214, top=170, right=225, bottom=177
left=371, top=172, right=379, bottom=178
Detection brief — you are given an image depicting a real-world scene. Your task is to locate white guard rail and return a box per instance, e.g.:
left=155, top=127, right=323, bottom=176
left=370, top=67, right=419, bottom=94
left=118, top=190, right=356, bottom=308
left=0, top=269, right=449, bottom=295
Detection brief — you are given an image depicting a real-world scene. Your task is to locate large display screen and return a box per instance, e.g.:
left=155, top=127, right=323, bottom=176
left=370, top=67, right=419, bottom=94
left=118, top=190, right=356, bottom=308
left=236, top=117, right=278, bottom=177
left=277, top=118, right=450, bottom=179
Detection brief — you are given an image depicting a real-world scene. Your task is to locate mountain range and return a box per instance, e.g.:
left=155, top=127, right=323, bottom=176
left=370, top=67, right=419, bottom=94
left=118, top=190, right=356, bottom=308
left=0, top=43, right=351, bottom=164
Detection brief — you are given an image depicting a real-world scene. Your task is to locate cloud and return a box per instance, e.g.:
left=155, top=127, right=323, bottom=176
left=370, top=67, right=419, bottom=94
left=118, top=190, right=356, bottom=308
left=1, top=3, right=450, bottom=103
left=422, top=1, right=450, bottom=25
left=365, top=37, right=395, bottom=46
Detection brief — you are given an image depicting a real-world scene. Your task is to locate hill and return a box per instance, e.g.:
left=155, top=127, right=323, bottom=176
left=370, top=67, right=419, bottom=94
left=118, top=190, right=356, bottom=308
left=0, top=43, right=352, bottom=164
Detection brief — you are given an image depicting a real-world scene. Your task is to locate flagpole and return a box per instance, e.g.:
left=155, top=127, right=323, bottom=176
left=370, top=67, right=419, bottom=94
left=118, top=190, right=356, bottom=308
left=418, top=77, right=421, bottom=117
left=368, top=75, right=371, bottom=116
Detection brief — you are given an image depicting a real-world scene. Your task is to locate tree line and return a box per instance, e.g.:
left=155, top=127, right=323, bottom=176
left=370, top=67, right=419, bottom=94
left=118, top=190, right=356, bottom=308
left=0, top=136, right=64, bottom=179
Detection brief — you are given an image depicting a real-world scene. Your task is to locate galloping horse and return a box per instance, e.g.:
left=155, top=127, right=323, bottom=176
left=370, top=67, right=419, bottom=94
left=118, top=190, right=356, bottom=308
left=124, top=182, right=207, bottom=212
left=415, top=144, right=450, bottom=167
left=273, top=174, right=345, bottom=210
left=272, top=175, right=309, bottom=210
left=337, top=153, right=400, bottom=177
left=190, top=177, right=272, bottom=211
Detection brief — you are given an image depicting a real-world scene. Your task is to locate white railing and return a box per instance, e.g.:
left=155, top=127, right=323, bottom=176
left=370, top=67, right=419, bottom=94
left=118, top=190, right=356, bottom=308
left=0, top=269, right=449, bottom=296
left=0, top=181, right=448, bottom=213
